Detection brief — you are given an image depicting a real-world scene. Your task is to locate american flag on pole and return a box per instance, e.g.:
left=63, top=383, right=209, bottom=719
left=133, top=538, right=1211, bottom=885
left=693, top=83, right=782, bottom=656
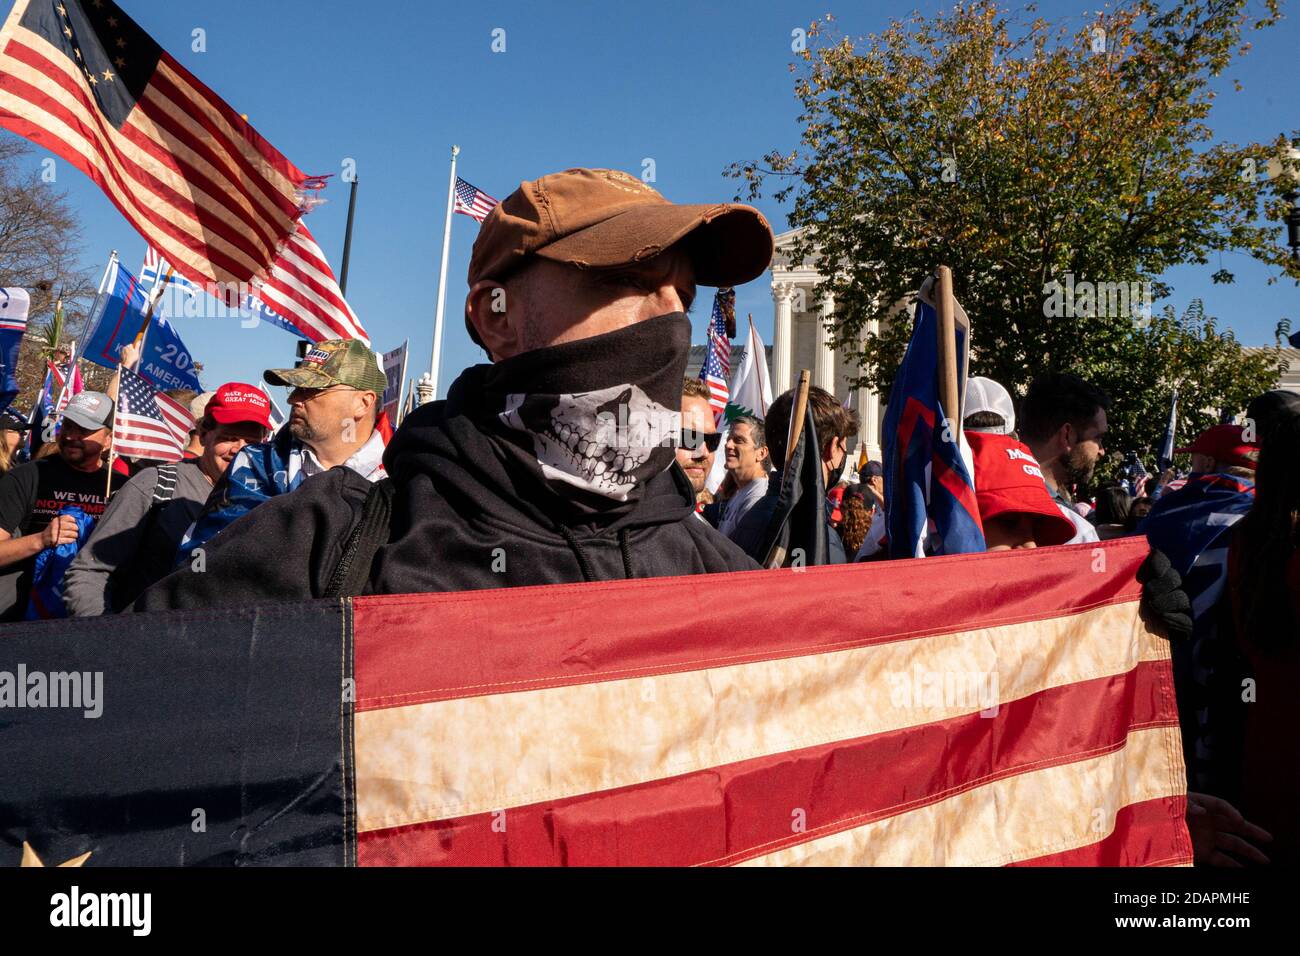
left=140, top=246, right=194, bottom=297
left=1, top=539, right=1192, bottom=866
left=246, top=221, right=370, bottom=344
left=453, top=177, right=497, bottom=224
left=0, top=0, right=328, bottom=295
left=113, top=365, right=192, bottom=461
left=699, top=288, right=734, bottom=422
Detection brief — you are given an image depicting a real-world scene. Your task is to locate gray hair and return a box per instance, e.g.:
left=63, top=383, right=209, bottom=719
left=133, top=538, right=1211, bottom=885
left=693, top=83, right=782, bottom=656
left=730, top=415, right=766, bottom=450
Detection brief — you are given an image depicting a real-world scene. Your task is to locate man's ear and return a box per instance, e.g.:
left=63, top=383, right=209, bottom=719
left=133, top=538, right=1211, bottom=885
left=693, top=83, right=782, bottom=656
left=466, top=280, right=519, bottom=361
left=1057, top=421, right=1075, bottom=452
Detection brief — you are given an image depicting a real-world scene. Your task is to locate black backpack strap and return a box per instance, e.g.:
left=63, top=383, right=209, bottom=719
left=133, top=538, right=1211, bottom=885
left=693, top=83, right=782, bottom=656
left=324, top=478, right=394, bottom=599
left=151, top=462, right=179, bottom=506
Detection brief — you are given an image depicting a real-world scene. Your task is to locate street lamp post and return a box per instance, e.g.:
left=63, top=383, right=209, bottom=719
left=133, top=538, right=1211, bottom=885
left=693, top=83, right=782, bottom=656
left=1265, top=138, right=1300, bottom=260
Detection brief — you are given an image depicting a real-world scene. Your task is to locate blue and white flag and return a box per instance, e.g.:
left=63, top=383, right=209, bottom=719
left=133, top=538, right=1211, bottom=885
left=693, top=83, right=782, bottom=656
left=882, top=277, right=985, bottom=558
left=0, top=287, right=31, bottom=411
left=83, top=256, right=203, bottom=392
left=140, top=246, right=196, bottom=301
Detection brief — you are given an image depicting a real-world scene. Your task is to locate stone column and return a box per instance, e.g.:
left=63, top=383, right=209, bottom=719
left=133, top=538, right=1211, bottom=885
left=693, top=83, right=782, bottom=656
left=771, top=282, right=794, bottom=396
left=814, top=292, right=835, bottom=393
left=860, top=320, right=883, bottom=461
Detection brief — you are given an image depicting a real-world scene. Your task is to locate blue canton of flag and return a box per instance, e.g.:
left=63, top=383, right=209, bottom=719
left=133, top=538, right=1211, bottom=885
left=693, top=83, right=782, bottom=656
left=882, top=289, right=985, bottom=559
left=453, top=178, right=499, bottom=224
left=699, top=288, right=733, bottom=423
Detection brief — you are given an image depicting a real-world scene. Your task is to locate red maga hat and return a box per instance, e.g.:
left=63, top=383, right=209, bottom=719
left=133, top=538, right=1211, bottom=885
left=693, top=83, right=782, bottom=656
left=1175, top=423, right=1259, bottom=471
left=206, top=383, right=272, bottom=429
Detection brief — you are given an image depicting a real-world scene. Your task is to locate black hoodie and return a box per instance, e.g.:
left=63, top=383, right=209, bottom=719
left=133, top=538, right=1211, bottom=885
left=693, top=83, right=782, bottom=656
left=135, top=364, right=759, bottom=611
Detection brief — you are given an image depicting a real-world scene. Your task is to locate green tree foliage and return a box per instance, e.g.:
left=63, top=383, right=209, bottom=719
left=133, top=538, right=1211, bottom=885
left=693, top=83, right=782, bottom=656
left=1090, top=299, right=1282, bottom=478
left=728, top=0, right=1296, bottom=430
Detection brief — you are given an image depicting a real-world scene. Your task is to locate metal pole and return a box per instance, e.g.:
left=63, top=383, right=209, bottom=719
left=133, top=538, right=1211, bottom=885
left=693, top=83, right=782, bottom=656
left=429, top=144, right=460, bottom=400
left=339, top=176, right=359, bottom=296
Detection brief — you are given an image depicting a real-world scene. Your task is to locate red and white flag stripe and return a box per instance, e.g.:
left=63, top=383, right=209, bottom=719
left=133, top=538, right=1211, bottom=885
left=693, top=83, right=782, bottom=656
left=252, top=222, right=369, bottom=344
left=348, top=538, right=1192, bottom=866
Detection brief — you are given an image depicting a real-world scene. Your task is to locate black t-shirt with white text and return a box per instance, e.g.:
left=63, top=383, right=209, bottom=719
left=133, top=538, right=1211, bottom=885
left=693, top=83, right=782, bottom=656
left=0, top=456, right=127, bottom=621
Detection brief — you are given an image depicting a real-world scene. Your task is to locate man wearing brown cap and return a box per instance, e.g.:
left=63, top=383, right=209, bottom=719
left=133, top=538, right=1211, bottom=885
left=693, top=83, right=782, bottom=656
left=137, top=168, right=773, bottom=610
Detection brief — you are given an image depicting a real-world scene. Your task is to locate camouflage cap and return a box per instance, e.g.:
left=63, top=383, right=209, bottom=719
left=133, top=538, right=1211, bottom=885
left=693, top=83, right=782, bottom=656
left=264, top=339, right=387, bottom=395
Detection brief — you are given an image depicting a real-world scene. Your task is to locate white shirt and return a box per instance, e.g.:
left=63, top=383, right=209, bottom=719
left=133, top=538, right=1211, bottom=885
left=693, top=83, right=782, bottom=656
left=1042, top=479, right=1099, bottom=544
left=718, top=475, right=769, bottom=538
left=302, top=429, right=387, bottom=483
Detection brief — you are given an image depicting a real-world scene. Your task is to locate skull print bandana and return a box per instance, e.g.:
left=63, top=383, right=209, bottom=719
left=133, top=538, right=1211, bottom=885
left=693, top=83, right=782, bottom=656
left=481, top=313, right=690, bottom=505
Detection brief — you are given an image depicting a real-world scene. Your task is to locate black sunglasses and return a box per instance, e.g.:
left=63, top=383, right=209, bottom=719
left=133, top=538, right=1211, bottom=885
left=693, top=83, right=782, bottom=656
left=680, top=429, right=722, bottom=453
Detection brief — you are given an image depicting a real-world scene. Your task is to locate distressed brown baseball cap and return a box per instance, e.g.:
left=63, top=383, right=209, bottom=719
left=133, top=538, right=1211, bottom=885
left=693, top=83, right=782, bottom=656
left=466, top=168, right=774, bottom=344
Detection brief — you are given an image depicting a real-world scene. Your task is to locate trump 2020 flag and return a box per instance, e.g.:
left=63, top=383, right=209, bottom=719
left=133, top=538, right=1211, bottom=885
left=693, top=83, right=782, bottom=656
left=83, top=255, right=202, bottom=392
left=0, top=287, right=31, bottom=410
left=0, top=538, right=1191, bottom=866
left=883, top=276, right=985, bottom=558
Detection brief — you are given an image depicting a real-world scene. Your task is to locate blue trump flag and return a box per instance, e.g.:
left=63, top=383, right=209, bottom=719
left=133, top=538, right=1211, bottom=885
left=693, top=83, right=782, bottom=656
left=83, top=256, right=202, bottom=392
left=882, top=279, right=985, bottom=559
left=0, top=286, right=31, bottom=411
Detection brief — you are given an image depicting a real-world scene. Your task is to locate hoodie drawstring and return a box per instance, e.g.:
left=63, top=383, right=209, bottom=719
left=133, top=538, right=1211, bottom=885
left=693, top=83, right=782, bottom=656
left=618, top=529, right=634, bottom=579
left=557, top=525, right=596, bottom=582
left=556, top=526, right=635, bottom=581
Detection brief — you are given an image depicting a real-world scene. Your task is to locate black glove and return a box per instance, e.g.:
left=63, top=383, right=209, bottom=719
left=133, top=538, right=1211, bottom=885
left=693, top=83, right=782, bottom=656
left=1137, top=548, right=1193, bottom=641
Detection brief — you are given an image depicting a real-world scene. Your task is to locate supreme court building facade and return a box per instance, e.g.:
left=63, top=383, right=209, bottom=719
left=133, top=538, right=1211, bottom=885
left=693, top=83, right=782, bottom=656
left=769, top=227, right=886, bottom=463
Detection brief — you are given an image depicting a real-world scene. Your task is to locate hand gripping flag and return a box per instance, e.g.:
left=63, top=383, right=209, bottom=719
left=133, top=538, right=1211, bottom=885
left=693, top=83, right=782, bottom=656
left=0, top=539, right=1191, bottom=866
left=882, top=278, right=985, bottom=558
left=82, top=255, right=202, bottom=392
left=0, top=286, right=31, bottom=411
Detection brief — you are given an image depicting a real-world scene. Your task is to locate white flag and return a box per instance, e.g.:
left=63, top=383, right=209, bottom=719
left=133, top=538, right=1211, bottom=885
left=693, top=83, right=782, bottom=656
left=705, top=316, right=774, bottom=493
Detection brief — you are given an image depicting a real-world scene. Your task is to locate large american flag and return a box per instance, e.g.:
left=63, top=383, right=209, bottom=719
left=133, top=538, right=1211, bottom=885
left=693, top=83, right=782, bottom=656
left=113, top=365, right=192, bottom=461
left=453, top=177, right=498, bottom=223
left=246, top=221, right=369, bottom=344
left=699, top=288, right=734, bottom=422
left=0, top=1, right=369, bottom=344
left=2, top=538, right=1192, bottom=866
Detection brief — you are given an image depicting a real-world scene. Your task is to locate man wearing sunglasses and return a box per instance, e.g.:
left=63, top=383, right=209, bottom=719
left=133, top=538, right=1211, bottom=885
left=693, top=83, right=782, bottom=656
left=137, top=167, right=772, bottom=610
left=173, top=339, right=389, bottom=564
left=677, top=378, right=721, bottom=512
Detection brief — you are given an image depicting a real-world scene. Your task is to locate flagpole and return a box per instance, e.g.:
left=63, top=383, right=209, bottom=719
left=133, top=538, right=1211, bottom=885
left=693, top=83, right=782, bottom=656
left=339, top=176, right=359, bottom=296
left=429, top=144, right=460, bottom=400
left=132, top=266, right=172, bottom=352
left=105, top=361, right=120, bottom=501
left=935, top=265, right=959, bottom=426
left=764, top=369, right=812, bottom=569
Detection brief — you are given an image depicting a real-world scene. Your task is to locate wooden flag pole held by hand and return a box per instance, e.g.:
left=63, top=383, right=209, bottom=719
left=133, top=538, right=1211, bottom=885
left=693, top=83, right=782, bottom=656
left=935, top=265, right=959, bottom=427
left=764, top=369, right=812, bottom=569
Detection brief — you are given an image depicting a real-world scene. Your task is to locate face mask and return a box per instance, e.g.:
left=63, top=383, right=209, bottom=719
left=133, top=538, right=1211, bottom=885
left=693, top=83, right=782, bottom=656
left=483, top=313, right=690, bottom=504
left=826, top=443, right=847, bottom=489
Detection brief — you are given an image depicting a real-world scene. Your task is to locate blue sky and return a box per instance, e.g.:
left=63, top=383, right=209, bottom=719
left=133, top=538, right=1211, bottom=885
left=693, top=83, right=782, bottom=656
left=6, top=0, right=1298, bottom=398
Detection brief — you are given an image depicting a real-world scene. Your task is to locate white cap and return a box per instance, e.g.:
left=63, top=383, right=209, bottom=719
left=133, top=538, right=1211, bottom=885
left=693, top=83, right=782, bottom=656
left=190, top=391, right=216, bottom=421
left=964, top=377, right=1016, bottom=435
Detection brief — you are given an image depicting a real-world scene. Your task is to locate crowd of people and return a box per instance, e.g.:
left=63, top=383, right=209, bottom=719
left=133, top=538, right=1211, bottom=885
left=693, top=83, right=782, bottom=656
left=0, top=166, right=1295, bottom=866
